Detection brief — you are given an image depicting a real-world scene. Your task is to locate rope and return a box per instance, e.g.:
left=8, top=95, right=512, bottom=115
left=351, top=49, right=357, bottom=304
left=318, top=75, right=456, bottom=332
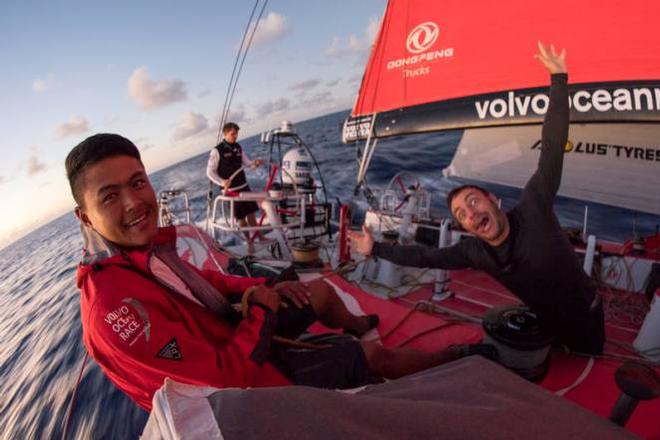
left=378, top=300, right=463, bottom=348
left=396, top=296, right=483, bottom=324
left=241, top=286, right=331, bottom=349
left=381, top=301, right=430, bottom=340
left=449, top=278, right=519, bottom=302
left=61, top=351, right=89, bottom=440
left=554, top=356, right=594, bottom=396
left=394, top=322, right=460, bottom=348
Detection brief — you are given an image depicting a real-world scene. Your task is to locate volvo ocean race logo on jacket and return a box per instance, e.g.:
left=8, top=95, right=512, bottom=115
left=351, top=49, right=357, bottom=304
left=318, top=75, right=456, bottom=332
left=104, top=297, right=151, bottom=346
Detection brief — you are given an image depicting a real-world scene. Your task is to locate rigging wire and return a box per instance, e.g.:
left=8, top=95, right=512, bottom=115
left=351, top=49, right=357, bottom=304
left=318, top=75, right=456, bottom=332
left=220, top=0, right=269, bottom=135
left=208, top=0, right=269, bottom=233
left=216, top=0, right=261, bottom=143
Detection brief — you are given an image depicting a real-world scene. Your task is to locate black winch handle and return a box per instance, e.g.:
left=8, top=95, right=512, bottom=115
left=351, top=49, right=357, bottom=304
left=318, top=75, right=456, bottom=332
left=609, top=361, right=660, bottom=426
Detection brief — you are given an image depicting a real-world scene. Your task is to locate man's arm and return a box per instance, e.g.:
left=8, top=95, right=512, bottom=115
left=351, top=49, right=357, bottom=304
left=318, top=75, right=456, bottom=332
left=349, top=225, right=473, bottom=270
left=206, top=148, right=228, bottom=189
left=242, top=150, right=264, bottom=168
left=241, top=150, right=251, bottom=167
left=87, top=280, right=285, bottom=397
left=521, top=42, right=569, bottom=209
left=372, top=242, right=473, bottom=269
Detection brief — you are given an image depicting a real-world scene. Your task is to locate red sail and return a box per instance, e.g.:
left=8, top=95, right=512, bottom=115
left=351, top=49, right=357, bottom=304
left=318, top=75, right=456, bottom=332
left=353, top=0, right=660, bottom=118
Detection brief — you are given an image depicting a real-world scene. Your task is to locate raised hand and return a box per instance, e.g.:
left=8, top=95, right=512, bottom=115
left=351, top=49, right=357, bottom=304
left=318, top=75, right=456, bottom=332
left=348, top=225, right=375, bottom=256
left=534, top=41, right=567, bottom=74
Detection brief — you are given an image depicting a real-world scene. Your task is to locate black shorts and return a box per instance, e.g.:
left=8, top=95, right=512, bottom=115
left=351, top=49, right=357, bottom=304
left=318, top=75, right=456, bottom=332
left=232, top=185, right=259, bottom=220
left=270, top=301, right=371, bottom=389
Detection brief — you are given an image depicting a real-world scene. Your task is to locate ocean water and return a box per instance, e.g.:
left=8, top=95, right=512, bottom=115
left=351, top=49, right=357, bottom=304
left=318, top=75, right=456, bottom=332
left=1, top=110, right=658, bottom=439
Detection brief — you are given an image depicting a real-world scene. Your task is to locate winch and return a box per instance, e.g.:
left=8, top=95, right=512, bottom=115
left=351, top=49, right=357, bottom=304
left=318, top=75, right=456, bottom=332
left=482, top=306, right=555, bottom=381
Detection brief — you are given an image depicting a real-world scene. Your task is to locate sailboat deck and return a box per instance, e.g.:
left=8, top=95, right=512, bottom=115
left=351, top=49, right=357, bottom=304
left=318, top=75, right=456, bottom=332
left=176, top=224, right=659, bottom=439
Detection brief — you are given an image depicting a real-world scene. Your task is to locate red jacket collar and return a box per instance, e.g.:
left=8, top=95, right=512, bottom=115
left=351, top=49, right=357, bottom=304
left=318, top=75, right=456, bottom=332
left=77, top=226, right=177, bottom=287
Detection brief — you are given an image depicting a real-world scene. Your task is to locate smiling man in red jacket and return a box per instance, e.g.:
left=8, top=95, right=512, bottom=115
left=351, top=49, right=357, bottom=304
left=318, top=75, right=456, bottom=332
left=66, top=134, right=488, bottom=411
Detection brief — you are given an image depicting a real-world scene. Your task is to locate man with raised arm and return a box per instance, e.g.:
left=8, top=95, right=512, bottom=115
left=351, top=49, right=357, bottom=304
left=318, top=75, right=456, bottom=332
left=350, top=42, right=605, bottom=354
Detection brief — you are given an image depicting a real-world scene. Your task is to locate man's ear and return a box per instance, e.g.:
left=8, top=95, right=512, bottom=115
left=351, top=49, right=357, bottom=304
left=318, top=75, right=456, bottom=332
left=487, top=192, right=500, bottom=206
left=75, top=206, right=93, bottom=229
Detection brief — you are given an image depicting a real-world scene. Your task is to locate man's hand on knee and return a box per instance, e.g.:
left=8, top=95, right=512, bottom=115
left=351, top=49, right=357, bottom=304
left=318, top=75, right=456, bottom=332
left=273, top=281, right=311, bottom=308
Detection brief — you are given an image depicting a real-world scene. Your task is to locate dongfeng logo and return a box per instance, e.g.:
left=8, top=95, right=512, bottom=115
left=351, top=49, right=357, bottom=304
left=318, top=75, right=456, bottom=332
left=387, top=20, right=452, bottom=71
left=406, top=22, right=439, bottom=54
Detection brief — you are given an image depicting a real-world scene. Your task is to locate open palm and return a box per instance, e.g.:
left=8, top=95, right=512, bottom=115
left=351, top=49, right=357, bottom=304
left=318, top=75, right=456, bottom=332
left=534, top=41, right=567, bottom=74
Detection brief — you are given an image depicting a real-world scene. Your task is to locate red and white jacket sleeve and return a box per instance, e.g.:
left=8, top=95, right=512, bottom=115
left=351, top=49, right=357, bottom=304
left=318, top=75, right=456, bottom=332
left=83, top=271, right=288, bottom=409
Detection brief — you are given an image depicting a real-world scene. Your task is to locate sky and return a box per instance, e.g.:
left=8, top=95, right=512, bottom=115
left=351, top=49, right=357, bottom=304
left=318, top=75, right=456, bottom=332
left=0, top=0, right=385, bottom=248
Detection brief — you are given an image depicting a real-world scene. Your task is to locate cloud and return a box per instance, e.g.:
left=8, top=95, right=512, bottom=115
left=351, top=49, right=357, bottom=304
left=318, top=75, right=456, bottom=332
left=197, top=89, right=212, bottom=99
left=209, top=105, right=249, bottom=138
left=55, top=115, right=90, bottom=139
left=326, top=78, right=341, bottom=87
left=288, top=78, right=321, bottom=92
left=256, top=98, right=291, bottom=118
left=326, top=16, right=379, bottom=57
left=26, top=156, right=46, bottom=176
left=249, top=12, right=289, bottom=48
left=173, top=112, right=209, bottom=140
left=299, top=90, right=334, bottom=109
left=0, top=176, right=4, bottom=185
left=225, top=104, right=247, bottom=124
left=33, top=75, right=55, bottom=92
left=133, top=137, right=155, bottom=152
left=128, top=67, right=187, bottom=110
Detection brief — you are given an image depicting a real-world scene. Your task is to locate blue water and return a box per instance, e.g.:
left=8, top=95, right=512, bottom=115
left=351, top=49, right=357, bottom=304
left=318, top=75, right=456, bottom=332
left=1, top=110, right=658, bottom=439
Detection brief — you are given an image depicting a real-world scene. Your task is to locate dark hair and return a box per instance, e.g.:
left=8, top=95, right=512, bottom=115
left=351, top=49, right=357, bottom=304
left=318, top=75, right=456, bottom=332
left=222, top=122, right=240, bottom=133
left=65, top=133, right=141, bottom=206
left=446, top=184, right=490, bottom=213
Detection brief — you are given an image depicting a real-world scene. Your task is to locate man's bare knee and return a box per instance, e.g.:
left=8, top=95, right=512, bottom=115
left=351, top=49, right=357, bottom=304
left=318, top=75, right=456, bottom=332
left=307, top=279, right=333, bottom=294
left=304, top=279, right=332, bottom=312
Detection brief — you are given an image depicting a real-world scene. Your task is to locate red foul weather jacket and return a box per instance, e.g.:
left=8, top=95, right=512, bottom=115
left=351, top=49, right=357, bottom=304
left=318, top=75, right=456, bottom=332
left=77, top=226, right=291, bottom=411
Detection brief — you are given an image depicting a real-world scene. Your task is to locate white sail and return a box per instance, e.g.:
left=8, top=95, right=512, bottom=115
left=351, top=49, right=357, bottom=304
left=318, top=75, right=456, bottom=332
left=443, top=123, right=660, bottom=215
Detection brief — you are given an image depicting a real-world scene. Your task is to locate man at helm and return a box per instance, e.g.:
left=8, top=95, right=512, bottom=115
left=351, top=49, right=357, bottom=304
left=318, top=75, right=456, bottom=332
left=350, top=42, right=605, bottom=355
left=206, top=122, right=263, bottom=238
